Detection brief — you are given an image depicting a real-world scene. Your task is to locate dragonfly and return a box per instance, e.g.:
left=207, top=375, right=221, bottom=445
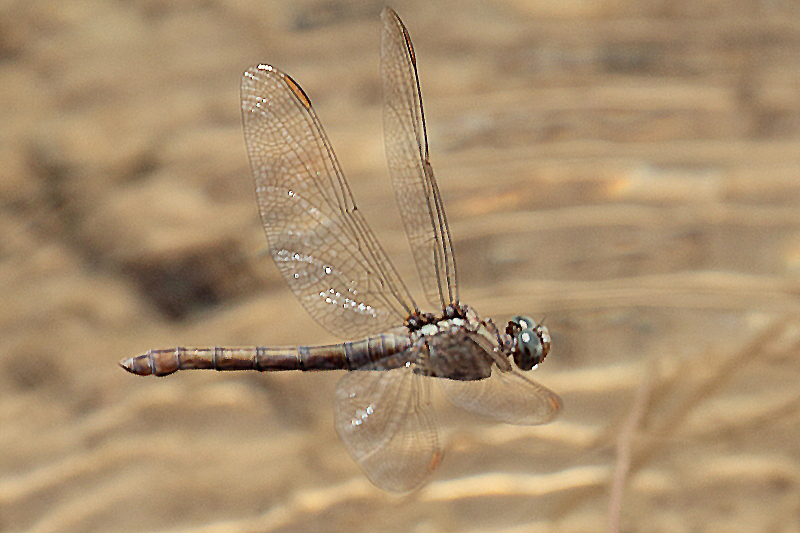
left=120, top=6, right=560, bottom=492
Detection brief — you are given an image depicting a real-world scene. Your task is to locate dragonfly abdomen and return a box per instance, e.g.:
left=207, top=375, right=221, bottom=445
left=342, top=330, right=411, bottom=370
left=119, top=330, right=411, bottom=376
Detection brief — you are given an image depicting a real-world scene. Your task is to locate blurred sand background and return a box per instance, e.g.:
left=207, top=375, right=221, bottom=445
left=3, top=0, right=800, bottom=531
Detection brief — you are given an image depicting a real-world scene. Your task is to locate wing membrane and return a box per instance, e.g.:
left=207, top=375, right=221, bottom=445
left=380, top=7, right=458, bottom=310
left=241, top=65, right=416, bottom=338
left=439, top=366, right=562, bottom=425
left=334, top=346, right=442, bottom=492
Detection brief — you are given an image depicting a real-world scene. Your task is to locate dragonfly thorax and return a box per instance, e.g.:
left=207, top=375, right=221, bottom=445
left=405, top=303, right=481, bottom=340
left=404, top=302, right=470, bottom=332
left=415, top=316, right=468, bottom=339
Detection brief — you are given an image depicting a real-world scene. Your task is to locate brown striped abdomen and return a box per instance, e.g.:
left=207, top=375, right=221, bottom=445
left=119, top=329, right=412, bottom=377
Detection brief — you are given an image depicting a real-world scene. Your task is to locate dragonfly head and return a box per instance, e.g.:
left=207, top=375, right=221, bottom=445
left=505, top=316, right=551, bottom=371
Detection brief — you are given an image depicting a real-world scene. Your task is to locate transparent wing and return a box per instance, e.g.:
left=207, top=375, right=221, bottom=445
left=334, top=346, right=442, bottom=492
left=439, top=366, right=562, bottom=426
left=381, top=7, right=458, bottom=310
left=241, top=64, right=418, bottom=339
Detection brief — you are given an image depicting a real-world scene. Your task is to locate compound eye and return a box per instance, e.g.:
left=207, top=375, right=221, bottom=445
left=510, top=321, right=550, bottom=371
left=513, top=328, right=544, bottom=370
left=509, top=315, right=535, bottom=331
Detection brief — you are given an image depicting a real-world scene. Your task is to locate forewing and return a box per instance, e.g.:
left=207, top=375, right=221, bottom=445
left=381, top=7, right=458, bottom=309
left=334, top=347, right=442, bottom=492
left=241, top=64, right=413, bottom=339
left=439, top=366, right=562, bottom=426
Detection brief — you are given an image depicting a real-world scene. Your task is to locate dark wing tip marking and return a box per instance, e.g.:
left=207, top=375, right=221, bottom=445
left=281, top=72, right=314, bottom=110
left=243, top=64, right=314, bottom=111
left=548, top=391, right=563, bottom=418
left=382, top=7, right=416, bottom=65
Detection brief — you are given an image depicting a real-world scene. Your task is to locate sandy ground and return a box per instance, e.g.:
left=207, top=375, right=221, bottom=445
left=2, top=0, right=800, bottom=531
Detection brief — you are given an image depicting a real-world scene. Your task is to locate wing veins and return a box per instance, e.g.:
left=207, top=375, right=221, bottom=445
left=381, top=8, right=459, bottom=310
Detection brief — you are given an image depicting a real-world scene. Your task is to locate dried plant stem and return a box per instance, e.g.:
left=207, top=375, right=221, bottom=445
left=608, top=361, right=654, bottom=533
